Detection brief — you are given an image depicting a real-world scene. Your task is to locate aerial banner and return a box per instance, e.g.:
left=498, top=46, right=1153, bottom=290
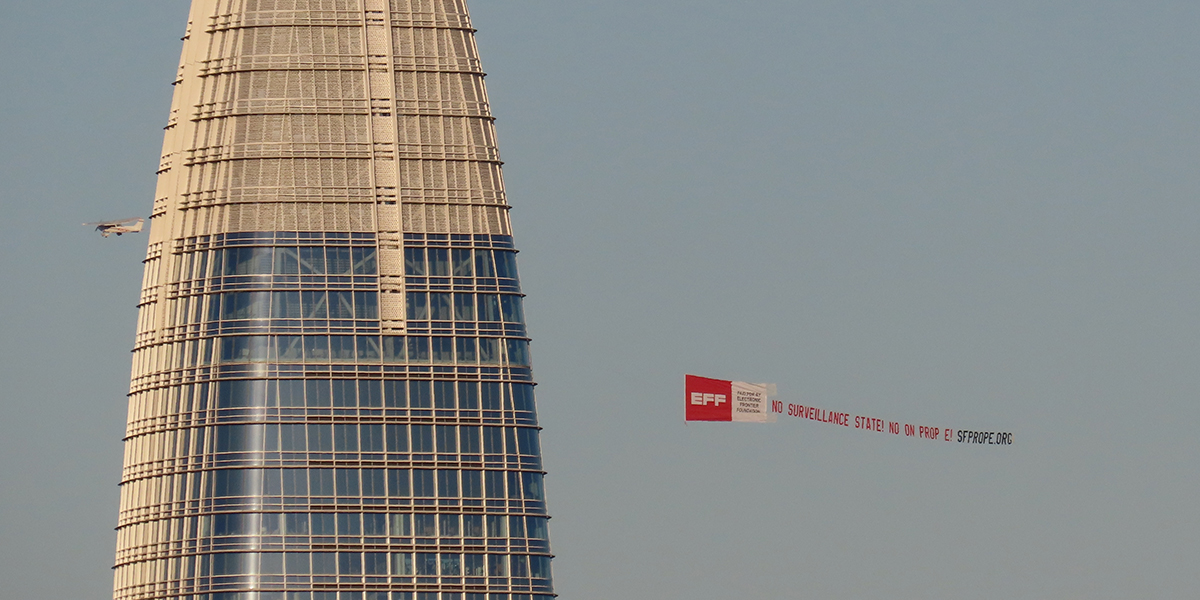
left=685, top=374, right=776, bottom=423
left=685, top=374, right=1015, bottom=445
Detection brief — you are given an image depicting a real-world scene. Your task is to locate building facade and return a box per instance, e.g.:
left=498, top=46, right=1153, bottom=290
left=113, top=2, right=554, bottom=600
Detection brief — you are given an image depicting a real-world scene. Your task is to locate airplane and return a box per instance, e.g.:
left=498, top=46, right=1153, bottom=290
left=84, top=217, right=145, bottom=238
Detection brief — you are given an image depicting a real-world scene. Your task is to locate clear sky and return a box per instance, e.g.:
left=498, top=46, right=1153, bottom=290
left=2, top=1, right=1200, bottom=598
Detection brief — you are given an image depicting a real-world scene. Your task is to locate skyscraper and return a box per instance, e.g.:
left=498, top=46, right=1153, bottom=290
left=113, top=2, right=554, bottom=600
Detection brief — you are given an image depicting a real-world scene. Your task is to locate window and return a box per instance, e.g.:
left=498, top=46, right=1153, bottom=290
left=407, top=292, right=428, bottom=320
left=352, top=247, right=377, bottom=275
left=404, top=248, right=426, bottom=275
left=429, top=248, right=450, bottom=276
left=452, top=249, right=473, bottom=276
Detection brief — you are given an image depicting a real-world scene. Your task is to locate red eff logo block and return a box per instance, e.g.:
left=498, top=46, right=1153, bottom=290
left=686, top=374, right=733, bottom=421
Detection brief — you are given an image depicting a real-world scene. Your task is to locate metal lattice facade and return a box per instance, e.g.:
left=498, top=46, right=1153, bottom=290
left=114, top=2, right=554, bottom=600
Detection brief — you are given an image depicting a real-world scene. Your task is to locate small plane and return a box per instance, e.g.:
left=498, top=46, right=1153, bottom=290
left=84, top=217, right=145, bottom=238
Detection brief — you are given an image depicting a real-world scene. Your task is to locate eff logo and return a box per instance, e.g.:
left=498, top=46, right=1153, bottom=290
left=685, top=374, right=734, bottom=421
left=691, top=392, right=727, bottom=406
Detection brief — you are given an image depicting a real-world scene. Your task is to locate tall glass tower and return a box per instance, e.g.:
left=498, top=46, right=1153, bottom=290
left=113, top=2, right=554, bottom=600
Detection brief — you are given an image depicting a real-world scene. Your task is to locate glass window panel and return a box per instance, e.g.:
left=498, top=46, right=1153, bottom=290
left=464, top=554, right=485, bottom=576
left=218, top=379, right=268, bottom=408
left=208, top=248, right=224, bottom=277
left=334, top=424, right=359, bottom=451
left=530, top=556, right=552, bottom=580
left=386, top=425, right=408, bottom=452
left=212, top=513, right=242, bottom=536
left=279, top=424, right=306, bottom=451
left=284, top=513, right=310, bottom=535
left=332, top=379, right=357, bottom=407
left=404, top=248, right=426, bottom=276
left=413, top=470, right=435, bottom=497
left=311, top=552, right=336, bottom=574
left=454, top=293, right=475, bottom=321
left=330, top=336, right=356, bottom=361
left=441, top=554, right=461, bottom=576
left=282, top=470, right=308, bottom=496
left=336, top=469, right=360, bottom=496
left=338, top=513, right=362, bottom=535
left=436, top=426, right=457, bottom=453
left=279, top=379, right=305, bottom=406
left=508, top=516, right=525, bottom=538
left=304, top=336, right=330, bottom=361
left=360, top=380, right=382, bottom=407
left=431, top=337, right=454, bottom=363
left=354, top=292, right=379, bottom=320
left=476, top=295, right=499, bottom=321
left=306, top=379, right=332, bottom=407
left=308, top=424, right=333, bottom=451
left=390, top=514, right=411, bottom=536
left=517, top=428, right=540, bottom=455
left=506, top=340, right=530, bottom=366
left=388, top=470, right=410, bottom=497
left=352, top=247, right=378, bottom=275
left=451, top=249, right=473, bottom=276
left=433, top=381, right=455, bottom=409
left=428, top=249, right=450, bottom=276
left=207, top=294, right=222, bottom=323
left=250, top=247, right=274, bottom=274
left=361, top=552, right=387, bottom=575
left=411, top=425, right=434, bottom=452
left=474, top=250, right=495, bottom=277
left=527, top=517, right=549, bottom=540
left=310, top=469, right=335, bottom=496
left=278, top=335, right=304, bottom=361
left=302, top=291, right=328, bottom=319
left=429, top=293, right=452, bottom=320
left=364, top=513, right=387, bottom=536
left=457, top=383, right=479, bottom=409
left=413, top=514, right=436, bottom=537
left=494, top=251, right=518, bottom=279
left=299, top=247, right=326, bottom=274
left=463, top=515, right=483, bottom=537
left=275, top=247, right=300, bottom=274
left=461, top=470, right=482, bottom=498
left=459, top=427, right=481, bottom=454
left=409, top=381, right=431, bottom=408
left=522, top=472, right=545, bottom=500
left=487, top=554, right=507, bottom=576
left=362, top=469, right=386, bottom=496
left=312, top=513, right=336, bottom=535
left=272, top=291, right=302, bottom=318
left=484, top=473, right=505, bottom=500
left=361, top=425, right=384, bottom=452
left=416, top=553, right=438, bottom=576
left=338, top=552, right=362, bottom=575
left=439, top=514, right=460, bottom=537
left=407, top=337, right=430, bottom=362
left=392, top=553, right=413, bottom=575
left=222, top=248, right=243, bottom=275
left=327, top=248, right=352, bottom=275
left=500, top=296, right=524, bottom=324
left=478, top=338, right=500, bottom=364
left=437, top=470, right=458, bottom=497
left=406, top=293, right=428, bottom=321
left=382, top=337, right=406, bottom=363
left=510, top=555, right=529, bottom=577
left=480, top=384, right=502, bottom=410
left=215, top=424, right=264, bottom=452
left=329, top=292, right=355, bottom=319
left=511, top=384, right=535, bottom=413
left=482, top=427, right=501, bottom=453
left=455, top=338, right=477, bottom=363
